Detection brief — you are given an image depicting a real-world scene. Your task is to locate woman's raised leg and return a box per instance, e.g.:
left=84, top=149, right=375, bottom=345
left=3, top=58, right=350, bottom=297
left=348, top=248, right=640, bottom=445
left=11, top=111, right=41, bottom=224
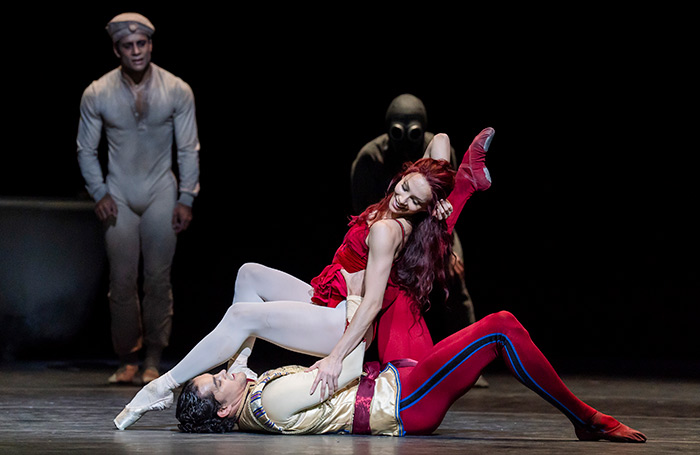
left=114, top=298, right=346, bottom=429
left=228, top=262, right=317, bottom=367
left=170, top=300, right=347, bottom=384
left=232, top=263, right=314, bottom=303
left=446, top=127, right=495, bottom=235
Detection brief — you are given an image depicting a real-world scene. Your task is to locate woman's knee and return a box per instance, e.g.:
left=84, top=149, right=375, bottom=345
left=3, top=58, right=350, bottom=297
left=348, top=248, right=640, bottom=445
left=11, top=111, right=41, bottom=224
left=233, top=263, right=267, bottom=299
left=235, top=263, right=265, bottom=284
left=221, top=302, right=267, bottom=333
left=491, top=311, right=528, bottom=336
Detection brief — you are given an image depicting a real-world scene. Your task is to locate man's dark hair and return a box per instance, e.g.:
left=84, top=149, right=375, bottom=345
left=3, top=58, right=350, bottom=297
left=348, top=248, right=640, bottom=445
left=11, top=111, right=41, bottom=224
left=176, top=380, right=238, bottom=433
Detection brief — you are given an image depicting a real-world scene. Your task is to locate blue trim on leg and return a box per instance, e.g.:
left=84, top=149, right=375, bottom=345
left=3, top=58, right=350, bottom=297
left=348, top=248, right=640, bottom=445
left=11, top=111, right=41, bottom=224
left=398, top=333, right=585, bottom=426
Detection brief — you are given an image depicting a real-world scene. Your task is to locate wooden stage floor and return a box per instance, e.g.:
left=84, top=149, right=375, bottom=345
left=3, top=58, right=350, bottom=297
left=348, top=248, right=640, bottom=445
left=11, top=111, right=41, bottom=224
left=0, top=360, right=698, bottom=454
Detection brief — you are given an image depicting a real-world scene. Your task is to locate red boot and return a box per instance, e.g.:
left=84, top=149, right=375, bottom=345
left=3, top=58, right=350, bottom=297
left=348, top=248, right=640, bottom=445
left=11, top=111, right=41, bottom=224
left=447, top=127, right=495, bottom=234
left=464, top=126, right=494, bottom=192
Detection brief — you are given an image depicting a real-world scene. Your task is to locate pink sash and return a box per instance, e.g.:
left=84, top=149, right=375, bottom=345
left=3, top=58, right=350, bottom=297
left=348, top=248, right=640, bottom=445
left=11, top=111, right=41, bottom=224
left=352, top=359, right=417, bottom=434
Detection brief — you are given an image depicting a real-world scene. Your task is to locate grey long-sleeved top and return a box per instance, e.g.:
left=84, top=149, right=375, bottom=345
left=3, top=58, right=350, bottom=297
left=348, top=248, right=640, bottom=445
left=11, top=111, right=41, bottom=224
left=76, top=63, right=200, bottom=206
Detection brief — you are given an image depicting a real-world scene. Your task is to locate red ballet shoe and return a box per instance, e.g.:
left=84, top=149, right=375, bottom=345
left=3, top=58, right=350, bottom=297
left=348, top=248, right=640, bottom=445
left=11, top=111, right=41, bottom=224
left=575, top=411, right=647, bottom=443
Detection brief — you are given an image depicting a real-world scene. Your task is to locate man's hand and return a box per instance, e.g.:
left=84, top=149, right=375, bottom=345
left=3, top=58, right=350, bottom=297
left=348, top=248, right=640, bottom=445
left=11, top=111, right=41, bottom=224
left=95, top=194, right=118, bottom=223
left=172, top=203, right=193, bottom=233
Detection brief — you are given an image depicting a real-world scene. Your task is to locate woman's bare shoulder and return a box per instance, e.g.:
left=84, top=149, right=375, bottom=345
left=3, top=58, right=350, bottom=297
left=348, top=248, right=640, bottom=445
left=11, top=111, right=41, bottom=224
left=368, top=218, right=410, bottom=245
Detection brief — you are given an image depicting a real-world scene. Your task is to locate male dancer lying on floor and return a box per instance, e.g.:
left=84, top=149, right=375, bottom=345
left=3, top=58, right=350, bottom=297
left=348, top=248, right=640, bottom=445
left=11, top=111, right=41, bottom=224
left=175, top=270, right=646, bottom=443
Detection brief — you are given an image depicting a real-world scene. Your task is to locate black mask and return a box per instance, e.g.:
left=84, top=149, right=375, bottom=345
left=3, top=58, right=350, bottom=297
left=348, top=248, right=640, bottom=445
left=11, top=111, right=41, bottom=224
left=385, top=94, right=428, bottom=159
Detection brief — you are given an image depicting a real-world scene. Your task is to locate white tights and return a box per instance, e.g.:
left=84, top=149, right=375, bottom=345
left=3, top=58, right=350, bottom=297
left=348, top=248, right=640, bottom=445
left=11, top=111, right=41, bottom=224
left=168, top=263, right=347, bottom=385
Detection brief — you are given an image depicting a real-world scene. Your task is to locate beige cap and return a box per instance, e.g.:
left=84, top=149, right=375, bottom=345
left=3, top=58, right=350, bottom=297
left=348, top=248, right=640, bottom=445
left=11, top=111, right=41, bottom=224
left=106, top=13, right=155, bottom=43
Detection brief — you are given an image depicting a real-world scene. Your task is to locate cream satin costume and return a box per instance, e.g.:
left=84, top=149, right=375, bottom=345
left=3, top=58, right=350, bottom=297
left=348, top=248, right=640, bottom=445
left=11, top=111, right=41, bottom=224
left=236, top=296, right=403, bottom=436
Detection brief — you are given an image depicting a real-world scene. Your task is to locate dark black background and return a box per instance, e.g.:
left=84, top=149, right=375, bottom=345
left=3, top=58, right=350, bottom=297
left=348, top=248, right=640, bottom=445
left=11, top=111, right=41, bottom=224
left=6, top=5, right=698, bottom=375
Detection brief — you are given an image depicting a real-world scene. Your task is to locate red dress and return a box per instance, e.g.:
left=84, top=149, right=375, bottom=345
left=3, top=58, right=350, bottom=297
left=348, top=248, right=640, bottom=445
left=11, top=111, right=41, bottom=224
left=310, top=219, right=434, bottom=364
left=310, top=221, right=400, bottom=309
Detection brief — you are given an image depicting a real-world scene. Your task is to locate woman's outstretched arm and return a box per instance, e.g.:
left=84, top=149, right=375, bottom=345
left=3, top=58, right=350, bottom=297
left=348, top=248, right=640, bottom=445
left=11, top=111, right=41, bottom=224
left=306, top=219, right=402, bottom=398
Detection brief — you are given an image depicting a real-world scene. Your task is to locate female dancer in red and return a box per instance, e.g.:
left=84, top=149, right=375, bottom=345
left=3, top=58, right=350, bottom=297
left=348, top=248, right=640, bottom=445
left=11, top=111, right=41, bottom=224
left=305, top=128, right=494, bottom=396
left=114, top=128, right=494, bottom=429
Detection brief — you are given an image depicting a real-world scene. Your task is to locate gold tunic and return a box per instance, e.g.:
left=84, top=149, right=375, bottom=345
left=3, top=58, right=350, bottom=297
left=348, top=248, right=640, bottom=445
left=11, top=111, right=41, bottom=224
left=237, top=363, right=404, bottom=436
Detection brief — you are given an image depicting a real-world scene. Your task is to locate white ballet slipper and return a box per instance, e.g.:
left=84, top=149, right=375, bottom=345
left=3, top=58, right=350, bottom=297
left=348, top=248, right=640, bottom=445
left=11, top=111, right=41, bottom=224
left=113, top=372, right=178, bottom=430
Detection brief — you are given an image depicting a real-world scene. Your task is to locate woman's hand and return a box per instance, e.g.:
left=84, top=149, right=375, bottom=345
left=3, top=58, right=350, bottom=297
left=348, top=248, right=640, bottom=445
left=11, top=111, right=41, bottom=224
left=305, top=355, right=343, bottom=400
left=432, top=199, right=454, bottom=220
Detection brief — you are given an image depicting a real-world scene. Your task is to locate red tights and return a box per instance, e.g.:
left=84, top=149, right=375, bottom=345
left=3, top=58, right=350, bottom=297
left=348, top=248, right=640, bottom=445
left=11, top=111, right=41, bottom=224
left=374, top=293, right=434, bottom=365
left=395, top=311, right=645, bottom=442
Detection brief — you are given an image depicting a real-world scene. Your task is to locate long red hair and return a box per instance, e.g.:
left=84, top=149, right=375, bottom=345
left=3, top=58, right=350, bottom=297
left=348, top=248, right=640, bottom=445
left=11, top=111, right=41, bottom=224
left=352, top=158, right=456, bottom=316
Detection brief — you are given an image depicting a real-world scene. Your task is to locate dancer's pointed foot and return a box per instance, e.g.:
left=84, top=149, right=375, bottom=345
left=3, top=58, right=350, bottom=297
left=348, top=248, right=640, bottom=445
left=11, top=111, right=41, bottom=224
left=113, top=389, right=173, bottom=430
left=465, top=127, right=495, bottom=192
left=575, top=411, right=647, bottom=443
left=113, top=372, right=178, bottom=430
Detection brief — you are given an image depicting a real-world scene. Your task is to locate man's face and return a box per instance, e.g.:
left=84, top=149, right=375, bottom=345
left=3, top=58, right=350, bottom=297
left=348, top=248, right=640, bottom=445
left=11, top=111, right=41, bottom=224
left=114, top=32, right=152, bottom=74
left=193, top=370, right=248, bottom=417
